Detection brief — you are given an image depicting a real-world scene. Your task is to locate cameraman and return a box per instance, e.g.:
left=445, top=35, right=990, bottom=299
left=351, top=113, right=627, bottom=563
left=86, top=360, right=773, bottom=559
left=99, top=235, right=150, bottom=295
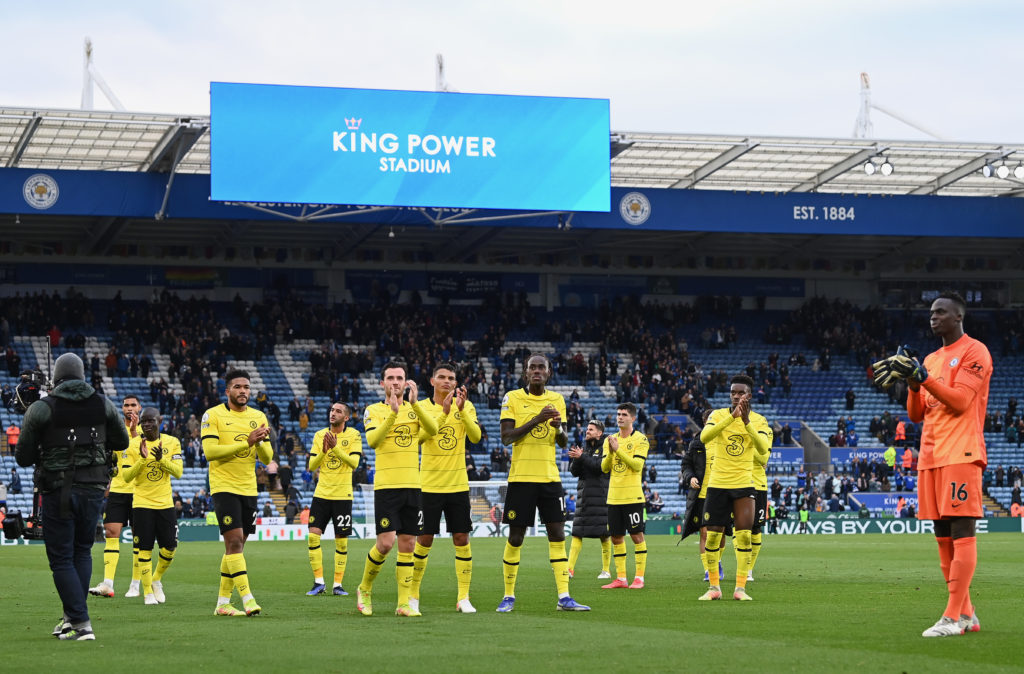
left=15, top=353, right=129, bottom=641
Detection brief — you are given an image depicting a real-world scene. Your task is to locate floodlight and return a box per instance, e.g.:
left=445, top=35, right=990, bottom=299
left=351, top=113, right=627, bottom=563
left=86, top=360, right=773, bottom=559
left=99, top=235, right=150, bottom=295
left=996, top=164, right=1010, bottom=179
left=879, top=159, right=894, bottom=176
left=1014, top=164, right=1024, bottom=180
left=863, top=161, right=876, bottom=175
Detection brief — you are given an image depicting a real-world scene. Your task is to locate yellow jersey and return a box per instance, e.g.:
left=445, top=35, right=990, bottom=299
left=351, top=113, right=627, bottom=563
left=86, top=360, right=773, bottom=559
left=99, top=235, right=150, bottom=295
left=108, top=422, right=137, bottom=494
left=122, top=433, right=182, bottom=510
left=420, top=398, right=480, bottom=493
left=309, top=426, right=362, bottom=500
left=704, top=408, right=773, bottom=490
left=500, top=387, right=565, bottom=483
left=602, top=430, right=649, bottom=505
left=201, top=403, right=271, bottom=496
left=364, top=400, right=428, bottom=490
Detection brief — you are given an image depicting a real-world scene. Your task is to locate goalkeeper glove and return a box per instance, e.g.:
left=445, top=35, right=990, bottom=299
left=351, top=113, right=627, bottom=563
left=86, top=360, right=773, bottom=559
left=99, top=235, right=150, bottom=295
left=871, top=356, right=900, bottom=389
left=889, top=345, right=928, bottom=384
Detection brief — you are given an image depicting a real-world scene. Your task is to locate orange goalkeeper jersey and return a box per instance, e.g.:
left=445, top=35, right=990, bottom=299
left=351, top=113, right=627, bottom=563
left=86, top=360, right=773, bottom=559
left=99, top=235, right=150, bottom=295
left=909, top=334, right=991, bottom=470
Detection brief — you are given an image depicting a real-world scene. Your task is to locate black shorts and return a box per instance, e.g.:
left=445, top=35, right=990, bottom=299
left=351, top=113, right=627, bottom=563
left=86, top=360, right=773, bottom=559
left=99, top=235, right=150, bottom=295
left=608, top=503, right=645, bottom=536
left=502, top=482, right=565, bottom=526
left=104, top=491, right=133, bottom=526
left=374, top=488, right=422, bottom=536
left=308, top=497, right=353, bottom=537
left=751, top=490, right=768, bottom=534
left=421, top=490, right=473, bottom=535
left=131, top=507, right=178, bottom=551
left=703, top=486, right=756, bottom=528
left=213, top=492, right=258, bottom=536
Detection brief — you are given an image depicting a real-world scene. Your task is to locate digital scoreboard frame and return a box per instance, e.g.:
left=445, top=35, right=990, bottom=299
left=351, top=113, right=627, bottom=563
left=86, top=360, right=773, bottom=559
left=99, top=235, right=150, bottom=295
left=210, top=82, right=610, bottom=212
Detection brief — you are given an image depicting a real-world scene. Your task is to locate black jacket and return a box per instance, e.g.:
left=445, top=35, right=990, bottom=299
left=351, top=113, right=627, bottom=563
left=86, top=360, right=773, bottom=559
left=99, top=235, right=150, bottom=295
left=680, top=436, right=708, bottom=540
left=569, top=436, right=609, bottom=538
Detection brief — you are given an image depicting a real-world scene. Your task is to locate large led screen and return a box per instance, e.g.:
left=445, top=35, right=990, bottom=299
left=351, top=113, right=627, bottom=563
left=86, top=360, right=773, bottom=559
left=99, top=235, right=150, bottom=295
left=211, top=82, right=610, bottom=212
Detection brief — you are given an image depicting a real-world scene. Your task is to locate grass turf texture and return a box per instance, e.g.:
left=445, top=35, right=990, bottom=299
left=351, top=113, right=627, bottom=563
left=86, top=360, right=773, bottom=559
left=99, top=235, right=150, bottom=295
left=1, top=534, right=1019, bottom=673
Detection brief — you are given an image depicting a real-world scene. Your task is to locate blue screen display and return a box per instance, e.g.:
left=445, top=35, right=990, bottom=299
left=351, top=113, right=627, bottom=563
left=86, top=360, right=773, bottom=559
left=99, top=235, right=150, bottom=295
left=210, top=82, right=610, bottom=212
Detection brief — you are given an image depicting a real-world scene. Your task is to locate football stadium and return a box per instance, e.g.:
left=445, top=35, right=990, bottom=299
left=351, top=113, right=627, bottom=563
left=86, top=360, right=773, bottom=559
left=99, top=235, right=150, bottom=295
left=1, top=27, right=1023, bottom=674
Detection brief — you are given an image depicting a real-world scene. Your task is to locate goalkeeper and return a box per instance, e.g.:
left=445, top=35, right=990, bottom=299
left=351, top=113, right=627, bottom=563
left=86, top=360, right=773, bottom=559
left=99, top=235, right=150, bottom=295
left=872, top=291, right=991, bottom=638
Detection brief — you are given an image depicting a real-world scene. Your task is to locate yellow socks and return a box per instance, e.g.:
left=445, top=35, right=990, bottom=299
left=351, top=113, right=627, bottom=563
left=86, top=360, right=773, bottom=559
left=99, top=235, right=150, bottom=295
left=103, top=537, right=119, bottom=584
left=601, top=537, right=612, bottom=574
left=409, top=542, right=431, bottom=600
left=334, top=538, right=348, bottom=586
left=568, top=536, right=583, bottom=573
left=634, top=539, right=647, bottom=579
left=734, top=530, right=752, bottom=590
left=139, top=550, right=153, bottom=595
left=308, top=532, right=324, bottom=582
left=154, top=547, right=175, bottom=581
left=613, top=541, right=628, bottom=580
left=502, top=542, right=522, bottom=597
left=454, top=543, right=472, bottom=602
left=700, top=551, right=710, bottom=574
left=224, top=553, right=253, bottom=601
left=549, top=540, right=569, bottom=595
left=131, top=546, right=141, bottom=582
left=396, top=551, right=414, bottom=606
left=750, top=532, right=762, bottom=572
left=359, top=544, right=387, bottom=592
left=218, top=555, right=234, bottom=602
left=706, top=531, right=724, bottom=585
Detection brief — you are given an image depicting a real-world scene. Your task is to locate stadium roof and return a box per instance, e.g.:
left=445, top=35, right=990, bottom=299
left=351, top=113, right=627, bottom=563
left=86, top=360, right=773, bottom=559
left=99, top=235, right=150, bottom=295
left=2, top=106, right=1023, bottom=197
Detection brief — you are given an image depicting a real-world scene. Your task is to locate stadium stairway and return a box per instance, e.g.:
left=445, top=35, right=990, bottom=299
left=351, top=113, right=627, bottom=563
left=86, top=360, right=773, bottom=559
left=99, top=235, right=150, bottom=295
left=268, top=489, right=289, bottom=515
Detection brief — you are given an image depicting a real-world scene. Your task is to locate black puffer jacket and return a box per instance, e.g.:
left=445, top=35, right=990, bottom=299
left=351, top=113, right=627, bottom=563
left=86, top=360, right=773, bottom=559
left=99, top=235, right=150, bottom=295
left=569, top=436, right=609, bottom=538
left=680, top=435, right=708, bottom=540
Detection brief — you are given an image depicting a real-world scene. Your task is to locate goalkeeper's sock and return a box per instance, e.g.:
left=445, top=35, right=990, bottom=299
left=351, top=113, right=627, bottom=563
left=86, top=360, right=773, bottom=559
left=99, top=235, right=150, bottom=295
left=138, top=550, right=153, bottom=596
left=454, top=543, right=472, bottom=602
left=935, top=536, right=973, bottom=617
left=103, top=537, right=120, bottom=584
left=502, top=542, right=522, bottom=597
left=734, top=530, right=752, bottom=591
left=613, top=541, right=628, bottom=580
left=567, top=536, right=583, bottom=573
left=333, top=538, right=348, bottom=587
left=749, top=532, right=763, bottom=572
left=131, top=546, right=141, bottom=582
left=634, top=538, right=648, bottom=579
left=409, top=542, right=431, bottom=600
left=705, top=531, right=724, bottom=586
left=359, top=544, right=387, bottom=593
left=308, top=532, right=324, bottom=583
left=944, top=537, right=977, bottom=621
left=217, top=555, right=234, bottom=603
left=396, top=551, right=414, bottom=607
left=224, top=553, right=253, bottom=603
left=601, top=537, right=612, bottom=574
left=154, top=547, right=175, bottom=581
left=549, top=540, right=570, bottom=596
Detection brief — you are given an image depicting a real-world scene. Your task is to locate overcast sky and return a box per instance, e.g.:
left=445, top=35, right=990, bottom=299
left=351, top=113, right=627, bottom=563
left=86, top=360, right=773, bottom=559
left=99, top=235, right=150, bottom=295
left=3, top=1, right=1022, bottom=143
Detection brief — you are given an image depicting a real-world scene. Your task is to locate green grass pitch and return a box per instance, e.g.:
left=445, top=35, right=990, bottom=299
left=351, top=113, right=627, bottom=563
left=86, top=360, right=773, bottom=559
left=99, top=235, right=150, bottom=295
left=1, top=534, right=1019, bottom=673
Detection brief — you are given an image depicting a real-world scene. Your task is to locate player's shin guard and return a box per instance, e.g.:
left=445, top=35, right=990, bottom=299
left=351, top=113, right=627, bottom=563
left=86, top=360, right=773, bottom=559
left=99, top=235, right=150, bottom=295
left=549, top=540, right=570, bottom=595
left=308, top=532, right=324, bottom=581
left=154, top=547, right=175, bottom=581
left=132, top=546, right=141, bottom=582
left=502, top=542, right=522, bottom=597
left=138, top=550, right=153, bottom=595
left=568, top=536, right=583, bottom=573
left=103, top=537, right=120, bottom=582
left=634, top=539, right=647, bottom=579
left=613, top=541, right=627, bottom=580
left=409, top=542, right=431, bottom=600
left=601, top=537, right=612, bottom=574
left=454, top=543, right=472, bottom=602
left=359, top=544, right=387, bottom=592
left=935, top=536, right=972, bottom=616
left=705, top=531, right=724, bottom=586
left=749, top=532, right=763, bottom=572
left=396, top=551, right=415, bottom=606
left=218, top=555, right=234, bottom=601
left=334, top=538, right=348, bottom=586
left=944, top=537, right=977, bottom=620
left=733, top=530, right=752, bottom=590
left=224, top=553, right=253, bottom=602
